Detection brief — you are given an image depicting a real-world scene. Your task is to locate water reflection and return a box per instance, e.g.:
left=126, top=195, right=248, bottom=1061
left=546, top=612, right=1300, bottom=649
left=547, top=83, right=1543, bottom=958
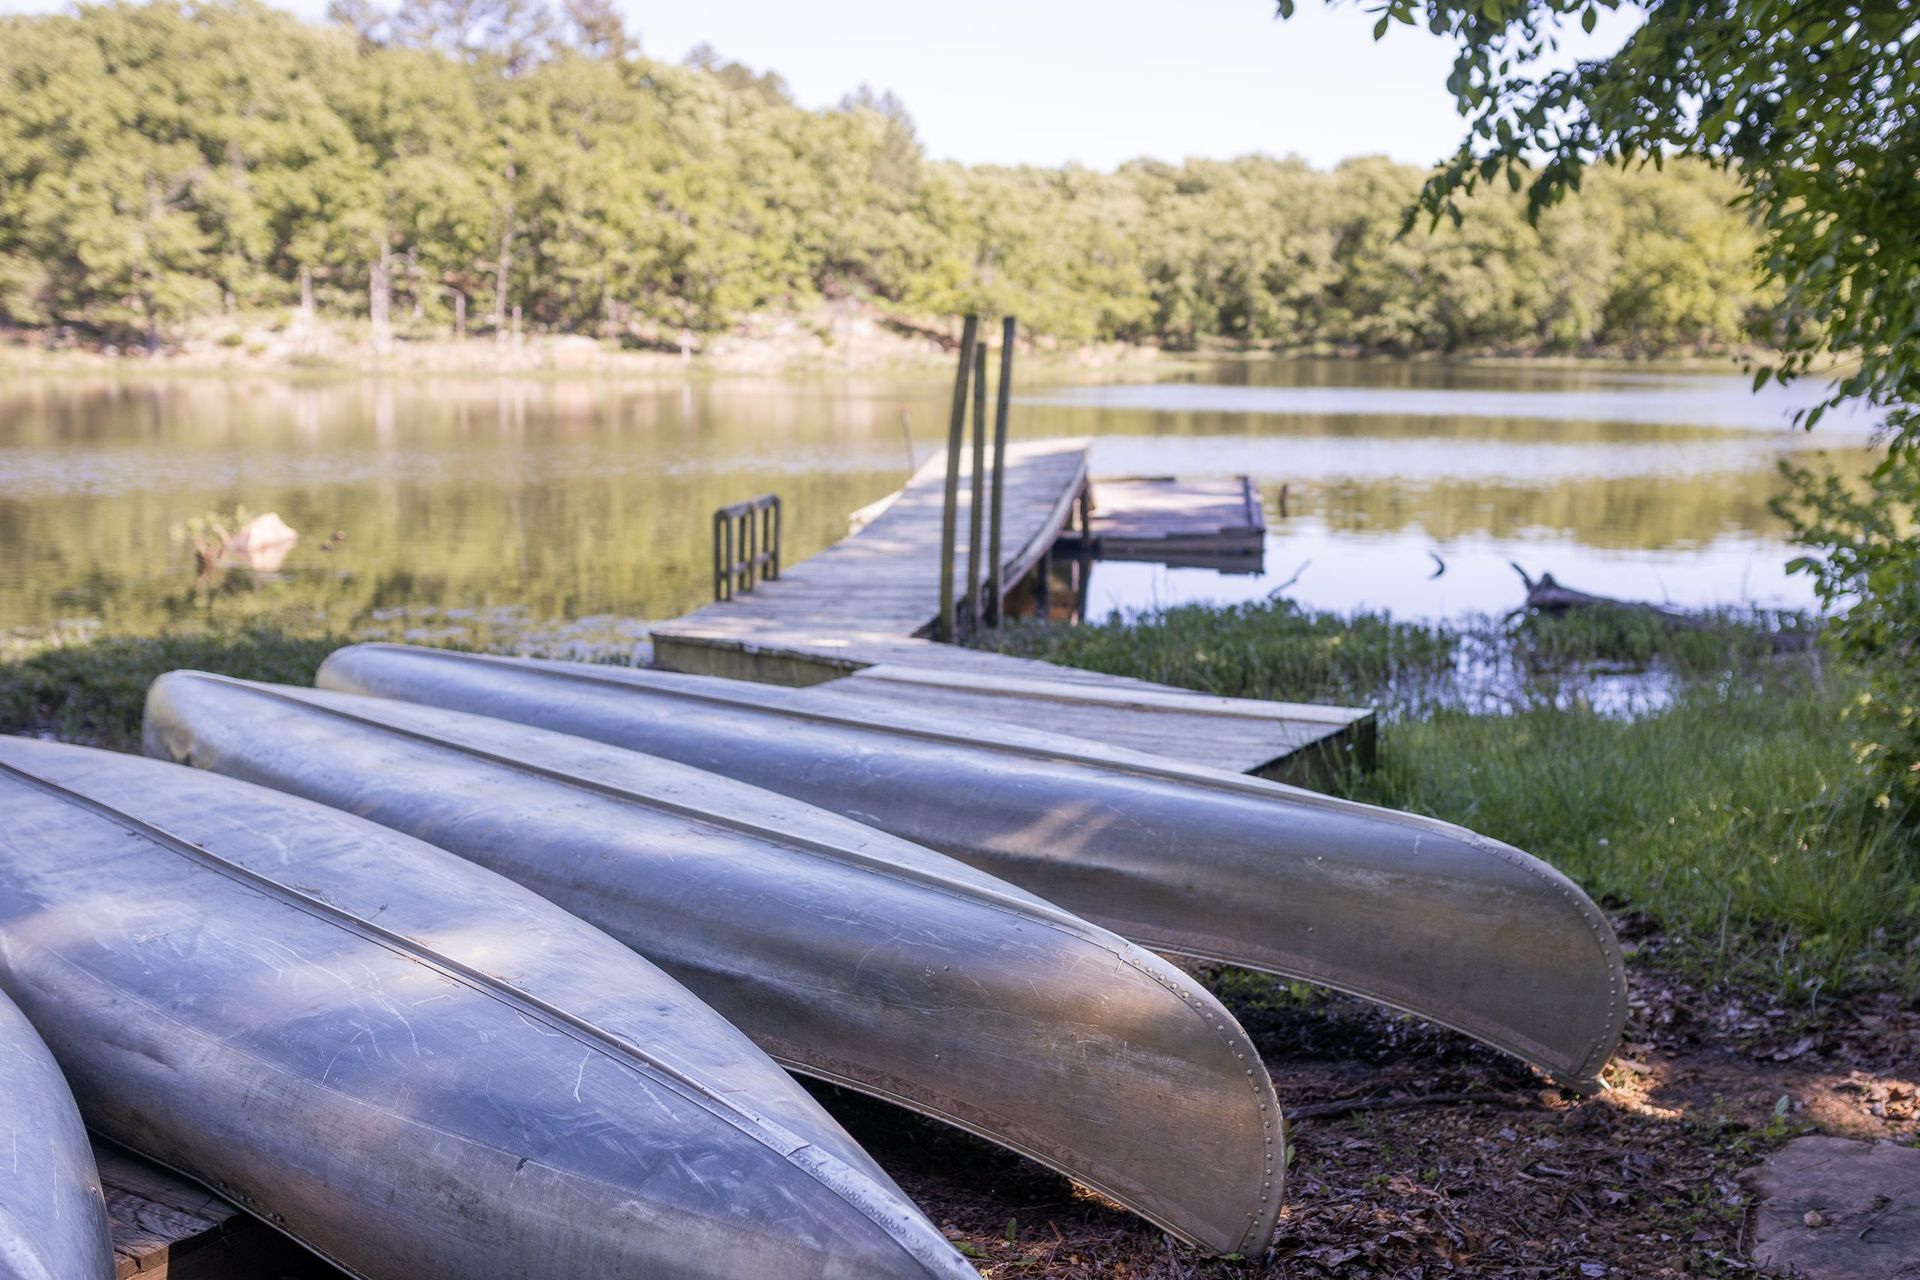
left=1088, top=521, right=1814, bottom=621
left=1032, top=373, right=1882, bottom=434
left=0, top=362, right=1878, bottom=638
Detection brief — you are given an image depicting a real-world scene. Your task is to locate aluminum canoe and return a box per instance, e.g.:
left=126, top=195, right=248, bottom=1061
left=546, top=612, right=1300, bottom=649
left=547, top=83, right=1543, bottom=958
left=144, top=671, right=1287, bottom=1256
left=0, top=737, right=978, bottom=1280
left=0, top=985, right=114, bottom=1280
left=319, top=643, right=1627, bottom=1090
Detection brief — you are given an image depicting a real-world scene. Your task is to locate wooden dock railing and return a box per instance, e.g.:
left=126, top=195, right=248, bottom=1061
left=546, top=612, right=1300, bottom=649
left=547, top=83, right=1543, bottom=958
left=712, top=493, right=781, bottom=601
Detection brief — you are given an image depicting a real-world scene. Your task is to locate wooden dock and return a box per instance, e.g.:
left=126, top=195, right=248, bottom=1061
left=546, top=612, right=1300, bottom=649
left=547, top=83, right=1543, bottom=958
left=651, top=438, right=1373, bottom=781
left=818, top=660, right=1371, bottom=786
left=665, top=438, right=1090, bottom=647
left=1058, top=476, right=1266, bottom=572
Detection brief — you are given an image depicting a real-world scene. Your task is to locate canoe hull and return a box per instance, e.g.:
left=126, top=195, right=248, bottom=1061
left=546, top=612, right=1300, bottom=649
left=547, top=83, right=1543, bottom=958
left=318, top=643, right=1625, bottom=1089
left=0, top=738, right=976, bottom=1280
left=0, top=987, right=114, bottom=1280
left=144, top=671, right=1286, bottom=1256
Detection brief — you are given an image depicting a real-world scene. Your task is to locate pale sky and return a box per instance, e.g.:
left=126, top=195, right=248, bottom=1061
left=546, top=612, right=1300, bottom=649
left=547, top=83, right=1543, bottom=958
left=0, top=0, right=1643, bottom=170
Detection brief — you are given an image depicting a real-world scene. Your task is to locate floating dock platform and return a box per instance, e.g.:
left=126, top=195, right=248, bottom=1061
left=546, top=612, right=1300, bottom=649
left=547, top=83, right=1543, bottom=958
left=652, top=439, right=1373, bottom=783
left=1059, top=475, right=1266, bottom=572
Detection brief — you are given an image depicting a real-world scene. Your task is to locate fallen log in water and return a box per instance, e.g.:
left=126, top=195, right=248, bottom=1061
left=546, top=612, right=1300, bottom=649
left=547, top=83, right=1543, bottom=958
left=1510, top=564, right=1817, bottom=654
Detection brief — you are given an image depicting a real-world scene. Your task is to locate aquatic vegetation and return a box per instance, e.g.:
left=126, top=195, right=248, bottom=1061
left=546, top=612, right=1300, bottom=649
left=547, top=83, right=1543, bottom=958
left=982, top=602, right=1462, bottom=712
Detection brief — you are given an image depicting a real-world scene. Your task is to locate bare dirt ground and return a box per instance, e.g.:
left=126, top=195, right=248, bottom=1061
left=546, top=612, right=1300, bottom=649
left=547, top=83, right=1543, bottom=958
left=820, top=919, right=1920, bottom=1279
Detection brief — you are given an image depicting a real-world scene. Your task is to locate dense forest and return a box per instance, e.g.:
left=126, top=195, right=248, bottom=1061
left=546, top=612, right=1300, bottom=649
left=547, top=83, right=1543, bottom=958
left=0, top=0, right=1777, bottom=354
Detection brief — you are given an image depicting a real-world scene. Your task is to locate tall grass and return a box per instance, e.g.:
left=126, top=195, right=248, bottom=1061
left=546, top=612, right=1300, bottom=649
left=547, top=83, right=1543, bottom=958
left=1356, top=678, right=1918, bottom=998
left=982, top=600, right=1917, bottom=999
left=1506, top=603, right=1817, bottom=674
left=984, top=602, right=1461, bottom=710
left=0, top=627, right=339, bottom=751
left=985, top=599, right=1817, bottom=709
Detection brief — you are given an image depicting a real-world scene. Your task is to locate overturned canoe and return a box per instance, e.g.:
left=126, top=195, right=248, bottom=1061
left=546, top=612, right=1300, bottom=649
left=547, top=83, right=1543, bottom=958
left=0, top=737, right=977, bottom=1280
left=320, top=643, right=1627, bottom=1090
left=144, top=671, right=1286, bottom=1256
left=0, top=985, right=114, bottom=1280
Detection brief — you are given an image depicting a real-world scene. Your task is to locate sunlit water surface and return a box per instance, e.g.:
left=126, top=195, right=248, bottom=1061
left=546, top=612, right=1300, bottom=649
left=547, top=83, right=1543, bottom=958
left=0, top=360, right=1879, bottom=648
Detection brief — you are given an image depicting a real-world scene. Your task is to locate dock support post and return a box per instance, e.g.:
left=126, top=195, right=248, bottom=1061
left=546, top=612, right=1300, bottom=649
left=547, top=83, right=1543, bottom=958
left=986, top=316, right=1014, bottom=626
left=936, top=315, right=978, bottom=644
left=966, top=341, right=988, bottom=629
left=1076, top=483, right=1094, bottom=622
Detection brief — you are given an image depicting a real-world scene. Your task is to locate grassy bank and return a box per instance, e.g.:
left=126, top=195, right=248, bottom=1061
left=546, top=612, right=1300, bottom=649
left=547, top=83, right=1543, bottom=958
left=0, top=627, right=340, bottom=751
left=985, top=600, right=1918, bottom=1001
left=1367, top=684, right=1916, bottom=1000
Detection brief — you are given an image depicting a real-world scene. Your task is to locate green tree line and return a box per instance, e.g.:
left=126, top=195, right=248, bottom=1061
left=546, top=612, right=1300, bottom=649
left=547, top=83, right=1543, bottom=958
left=0, top=0, right=1776, bottom=353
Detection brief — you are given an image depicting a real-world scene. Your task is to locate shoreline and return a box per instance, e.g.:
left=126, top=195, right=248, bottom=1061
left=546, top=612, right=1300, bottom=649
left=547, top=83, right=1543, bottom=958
left=0, top=307, right=1776, bottom=382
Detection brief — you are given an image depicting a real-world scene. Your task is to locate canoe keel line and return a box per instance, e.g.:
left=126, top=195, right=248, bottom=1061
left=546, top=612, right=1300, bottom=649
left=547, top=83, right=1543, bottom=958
left=316, top=644, right=1626, bottom=1092
left=142, top=671, right=1287, bottom=1255
left=0, top=738, right=980, bottom=1280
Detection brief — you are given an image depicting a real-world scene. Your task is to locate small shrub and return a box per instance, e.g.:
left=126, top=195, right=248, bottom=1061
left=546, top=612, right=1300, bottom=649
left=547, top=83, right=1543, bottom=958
left=1777, top=447, right=1920, bottom=820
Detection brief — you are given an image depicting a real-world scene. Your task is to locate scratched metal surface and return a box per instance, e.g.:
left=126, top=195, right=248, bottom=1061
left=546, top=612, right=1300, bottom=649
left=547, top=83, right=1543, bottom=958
left=0, top=984, right=114, bottom=1280
left=143, top=672, right=1286, bottom=1256
left=318, top=643, right=1626, bottom=1091
left=0, top=738, right=977, bottom=1280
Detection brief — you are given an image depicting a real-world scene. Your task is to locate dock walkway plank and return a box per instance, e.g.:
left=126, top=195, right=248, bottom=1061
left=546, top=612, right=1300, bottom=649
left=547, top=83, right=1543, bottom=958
left=661, top=438, right=1087, bottom=647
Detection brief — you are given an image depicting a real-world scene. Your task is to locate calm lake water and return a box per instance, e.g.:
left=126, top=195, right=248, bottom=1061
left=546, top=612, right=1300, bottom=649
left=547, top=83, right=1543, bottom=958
left=0, top=360, right=1879, bottom=647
